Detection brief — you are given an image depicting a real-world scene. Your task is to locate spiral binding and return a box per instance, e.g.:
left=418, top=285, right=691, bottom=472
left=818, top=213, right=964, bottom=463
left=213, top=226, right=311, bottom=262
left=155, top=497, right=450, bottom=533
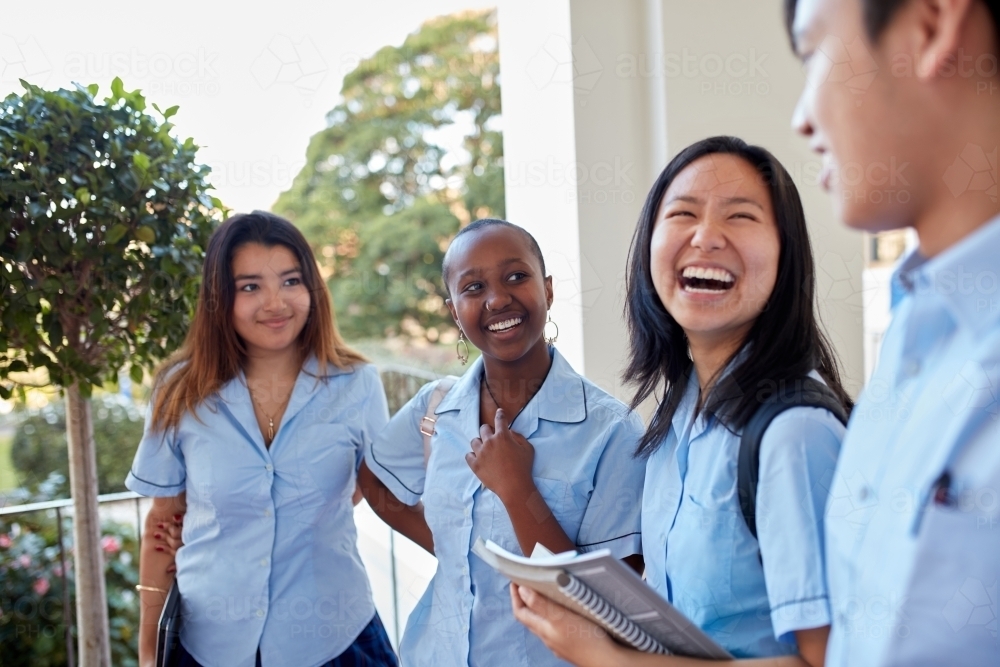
left=557, top=573, right=668, bottom=655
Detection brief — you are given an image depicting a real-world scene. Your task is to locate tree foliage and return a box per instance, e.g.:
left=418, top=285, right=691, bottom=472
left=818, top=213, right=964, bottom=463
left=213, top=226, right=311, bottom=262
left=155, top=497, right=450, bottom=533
left=274, top=10, right=503, bottom=341
left=10, top=394, right=144, bottom=497
left=0, top=78, right=222, bottom=398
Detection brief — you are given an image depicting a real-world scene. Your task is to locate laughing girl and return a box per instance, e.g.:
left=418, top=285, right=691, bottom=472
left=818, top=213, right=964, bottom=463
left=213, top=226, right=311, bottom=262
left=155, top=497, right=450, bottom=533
left=360, top=219, right=647, bottom=667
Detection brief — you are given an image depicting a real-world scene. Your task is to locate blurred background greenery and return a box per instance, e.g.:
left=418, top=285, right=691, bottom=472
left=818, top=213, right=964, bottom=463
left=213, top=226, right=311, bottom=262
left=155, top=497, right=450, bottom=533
left=0, top=9, right=497, bottom=666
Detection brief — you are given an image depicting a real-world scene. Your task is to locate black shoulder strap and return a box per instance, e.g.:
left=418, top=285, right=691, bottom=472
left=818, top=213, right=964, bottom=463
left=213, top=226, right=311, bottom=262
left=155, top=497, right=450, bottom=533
left=737, top=377, right=849, bottom=541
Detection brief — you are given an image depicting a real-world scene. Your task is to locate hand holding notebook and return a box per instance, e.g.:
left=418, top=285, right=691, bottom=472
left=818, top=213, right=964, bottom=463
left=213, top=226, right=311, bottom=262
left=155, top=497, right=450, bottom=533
left=472, top=538, right=732, bottom=660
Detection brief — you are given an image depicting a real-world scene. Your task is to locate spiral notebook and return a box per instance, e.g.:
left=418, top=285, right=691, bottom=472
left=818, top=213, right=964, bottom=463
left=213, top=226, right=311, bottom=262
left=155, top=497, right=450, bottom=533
left=472, top=538, right=732, bottom=660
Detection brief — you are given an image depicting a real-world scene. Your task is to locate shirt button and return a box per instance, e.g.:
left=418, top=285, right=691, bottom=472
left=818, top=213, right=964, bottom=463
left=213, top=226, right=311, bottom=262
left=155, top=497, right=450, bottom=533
left=263, top=509, right=271, bottom=517
left=260, top=558, right=269, bottom=566
left=265, top=464, right=273, bottom=472
left=904, top=359, right=921, bottom=377
left=256, top=609, right=265, bottom=618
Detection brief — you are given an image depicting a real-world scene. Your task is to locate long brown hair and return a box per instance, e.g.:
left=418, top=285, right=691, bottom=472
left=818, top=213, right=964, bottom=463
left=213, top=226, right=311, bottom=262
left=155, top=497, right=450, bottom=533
left=151, top=210, right=366, bottom=432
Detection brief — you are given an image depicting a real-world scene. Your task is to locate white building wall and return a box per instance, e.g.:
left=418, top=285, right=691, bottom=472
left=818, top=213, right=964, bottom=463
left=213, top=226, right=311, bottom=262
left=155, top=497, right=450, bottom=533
left=498, top=0, right=866, bottom=398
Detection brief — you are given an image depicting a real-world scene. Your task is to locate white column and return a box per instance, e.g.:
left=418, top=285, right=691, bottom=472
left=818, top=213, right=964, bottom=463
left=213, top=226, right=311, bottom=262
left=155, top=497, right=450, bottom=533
left=498, top=0, right=865, bottom=399
left=498, top=0, right=663, bottom=402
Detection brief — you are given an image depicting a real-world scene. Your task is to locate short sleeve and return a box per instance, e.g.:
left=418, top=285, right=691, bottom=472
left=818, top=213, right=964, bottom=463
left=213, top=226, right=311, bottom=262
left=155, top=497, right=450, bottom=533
left=363, top=380, right=436, bottom=506
left=354, top=365, right=390, bottom=472
left=756, top=406, right=845, bottom=643
left=575, top=409, right=646, bottom=558
left=125, top=404, right=186, bottom=497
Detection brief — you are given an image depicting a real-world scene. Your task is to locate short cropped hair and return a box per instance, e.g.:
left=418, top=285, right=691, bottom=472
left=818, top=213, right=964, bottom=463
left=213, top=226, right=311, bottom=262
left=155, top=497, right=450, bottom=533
left=784, top=0, right=1000, bottom=46
left=441, top=218, right=547, bottom=295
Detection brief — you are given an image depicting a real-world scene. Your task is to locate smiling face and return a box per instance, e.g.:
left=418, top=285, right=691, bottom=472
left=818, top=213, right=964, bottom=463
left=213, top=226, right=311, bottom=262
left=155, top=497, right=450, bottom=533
left=231, top=242, right=311, bottom=358
left=651, top=153, right=781, bottom=346
left=790, top=0, right=920, bottom=232
left=445, top=225, right=553, bottom=363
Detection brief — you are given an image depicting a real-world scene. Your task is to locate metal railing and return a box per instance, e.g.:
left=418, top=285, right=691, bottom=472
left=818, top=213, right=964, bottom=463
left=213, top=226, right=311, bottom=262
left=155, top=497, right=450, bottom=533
left=0, top=364, right=441, bottom=662
left=0, top=491, right=145, bottom=667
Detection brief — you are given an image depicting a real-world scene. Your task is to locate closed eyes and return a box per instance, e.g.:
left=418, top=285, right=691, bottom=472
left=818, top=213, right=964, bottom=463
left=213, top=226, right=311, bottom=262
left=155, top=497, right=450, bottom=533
left=666, top=210, right=758, bottom=222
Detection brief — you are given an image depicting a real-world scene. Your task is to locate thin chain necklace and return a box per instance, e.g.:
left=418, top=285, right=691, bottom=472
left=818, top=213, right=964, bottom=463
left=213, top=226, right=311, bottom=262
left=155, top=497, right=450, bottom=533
left=249, top=384, right=295, bottom=443
left=482, top=374, right=531, bottom=426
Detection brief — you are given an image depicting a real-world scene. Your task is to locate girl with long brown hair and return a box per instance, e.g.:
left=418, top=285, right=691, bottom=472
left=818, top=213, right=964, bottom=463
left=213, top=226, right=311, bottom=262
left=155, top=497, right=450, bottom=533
left=127, top=211, right=397, bottom=667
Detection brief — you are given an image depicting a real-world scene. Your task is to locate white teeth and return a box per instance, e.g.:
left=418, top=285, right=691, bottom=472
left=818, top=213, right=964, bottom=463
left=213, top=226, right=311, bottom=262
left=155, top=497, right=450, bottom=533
left=681, top=266, right=735, bottom=283
left=487, top=317, right=522, bottom=332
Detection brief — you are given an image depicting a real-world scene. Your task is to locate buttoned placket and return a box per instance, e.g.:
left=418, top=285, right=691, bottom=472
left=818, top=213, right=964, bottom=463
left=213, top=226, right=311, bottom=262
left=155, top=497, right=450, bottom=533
left=220, top=367, right=321, bottom=632
left=458, top=393, right=484, bottom=662
left=661, top=388, right=704, bottom=603
left=839, top=276, right=962, bottom=622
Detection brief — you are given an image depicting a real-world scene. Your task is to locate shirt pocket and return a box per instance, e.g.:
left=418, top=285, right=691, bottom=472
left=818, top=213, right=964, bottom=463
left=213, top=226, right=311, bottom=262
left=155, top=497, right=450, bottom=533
left=293, top=423, right=357, bottom=500
left=881, top=502, right=1000, bottom=666
left=670, top=493, right=740, bottom=610
left=534, top=476, right=588, bottom=544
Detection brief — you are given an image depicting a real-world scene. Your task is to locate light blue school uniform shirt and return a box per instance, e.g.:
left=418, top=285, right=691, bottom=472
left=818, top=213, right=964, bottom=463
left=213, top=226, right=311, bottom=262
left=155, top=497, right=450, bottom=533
left=125, top=357, right=389, bottom=667
left=365, top=348, right=646, bottom=667
left=642, top=369, right=844, bottom=658
left=825, top=215, right=1000, bottom=667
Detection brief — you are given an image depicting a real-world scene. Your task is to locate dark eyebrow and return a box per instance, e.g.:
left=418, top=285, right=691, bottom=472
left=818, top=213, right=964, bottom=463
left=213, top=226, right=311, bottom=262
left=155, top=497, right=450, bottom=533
left=455, top=267, right=482, bottom=282
left=233, top=267, right=302, bottom=281
left=455, top=258, right=530, bottom=282
left=721, top=196, right=764, bottom=211
left=665, top=194, right=763, bottom=210
left=666, top=194, right=704, bottom=206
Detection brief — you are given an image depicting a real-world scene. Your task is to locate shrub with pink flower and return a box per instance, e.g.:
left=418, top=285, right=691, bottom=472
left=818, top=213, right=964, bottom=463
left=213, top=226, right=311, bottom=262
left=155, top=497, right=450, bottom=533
left=1, top=484, right=140, bottom=666
left=32, top=577, right=50, bottom=596
left=101, top=535, right=121, bottom=554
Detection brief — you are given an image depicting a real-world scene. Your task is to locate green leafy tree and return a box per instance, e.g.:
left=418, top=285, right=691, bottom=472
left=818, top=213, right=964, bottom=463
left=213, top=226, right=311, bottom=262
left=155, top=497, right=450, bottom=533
left=274, top=9, right=503, bottom=341
left=11, top=394, right=145, bottom=496
left=0, top=78, right=221, bottom=665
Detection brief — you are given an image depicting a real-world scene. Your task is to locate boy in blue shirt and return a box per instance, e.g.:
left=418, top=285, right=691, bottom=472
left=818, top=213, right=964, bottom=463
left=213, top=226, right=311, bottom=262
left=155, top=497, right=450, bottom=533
left=786, top=0, right=1000, bottom=664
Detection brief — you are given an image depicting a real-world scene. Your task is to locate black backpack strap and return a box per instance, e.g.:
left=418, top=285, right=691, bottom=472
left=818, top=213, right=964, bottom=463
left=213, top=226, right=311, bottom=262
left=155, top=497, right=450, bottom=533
left=737, top=377, right=849, bottom=541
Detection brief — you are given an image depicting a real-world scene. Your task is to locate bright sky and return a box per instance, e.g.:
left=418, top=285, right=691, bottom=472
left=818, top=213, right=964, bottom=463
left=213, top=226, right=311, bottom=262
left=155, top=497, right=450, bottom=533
left=0, top=0, right=497, bottom=213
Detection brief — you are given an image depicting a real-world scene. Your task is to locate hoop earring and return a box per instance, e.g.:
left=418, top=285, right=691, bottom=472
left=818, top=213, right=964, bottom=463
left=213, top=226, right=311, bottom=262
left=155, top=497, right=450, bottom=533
left=543, top=313, right=559, bottom=345
left=456, top=329, right=470, bottom=365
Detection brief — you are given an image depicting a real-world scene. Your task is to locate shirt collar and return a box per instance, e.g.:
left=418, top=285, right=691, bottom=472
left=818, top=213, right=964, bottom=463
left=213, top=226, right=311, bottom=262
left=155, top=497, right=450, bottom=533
left=436, top=347, right=587, bottom=425
left=669, top=343, right=753, bottom=437
left=893, top=214, right=1000, bottom=333
left=217, top=354, right=355, bottom=452
left=669, top=373, right=701, bottom=437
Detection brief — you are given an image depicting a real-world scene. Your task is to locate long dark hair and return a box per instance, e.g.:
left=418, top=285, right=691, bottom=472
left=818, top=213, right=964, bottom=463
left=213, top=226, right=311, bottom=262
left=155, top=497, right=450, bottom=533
left=624, top=136, right=852, bottom=457
left=152, top=210, right=365, bottom=432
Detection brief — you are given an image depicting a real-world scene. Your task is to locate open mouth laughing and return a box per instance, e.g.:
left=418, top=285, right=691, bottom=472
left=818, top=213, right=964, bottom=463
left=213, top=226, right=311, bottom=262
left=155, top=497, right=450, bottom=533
left=486, top=317, right=523, bottom=333
left=678, top=266, right=736, bottom=294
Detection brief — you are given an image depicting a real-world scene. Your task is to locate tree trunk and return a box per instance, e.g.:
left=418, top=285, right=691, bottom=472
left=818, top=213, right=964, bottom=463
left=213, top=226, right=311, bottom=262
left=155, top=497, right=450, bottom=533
left=65, top=382, right=111, bottom=666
